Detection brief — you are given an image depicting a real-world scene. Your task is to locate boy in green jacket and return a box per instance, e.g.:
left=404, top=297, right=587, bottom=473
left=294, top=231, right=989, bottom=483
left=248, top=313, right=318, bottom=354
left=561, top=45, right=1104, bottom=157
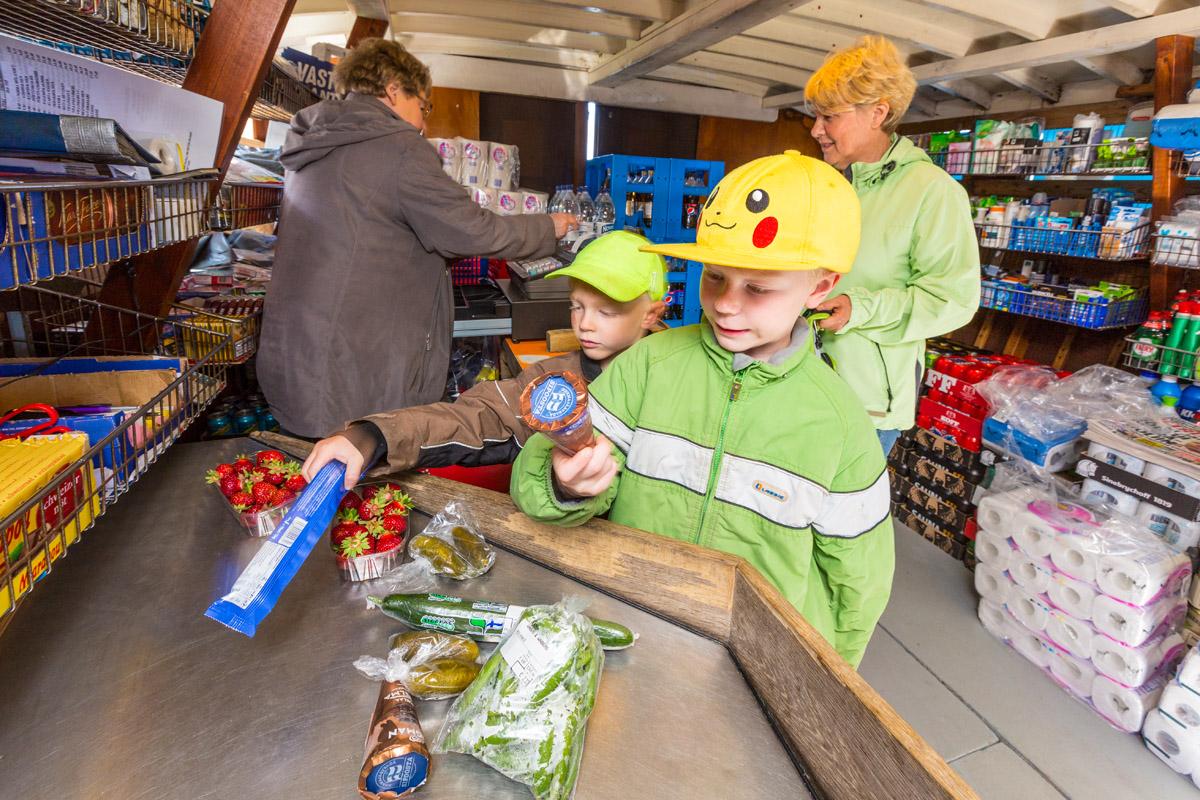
left=511, top=152, right=894, bottom=667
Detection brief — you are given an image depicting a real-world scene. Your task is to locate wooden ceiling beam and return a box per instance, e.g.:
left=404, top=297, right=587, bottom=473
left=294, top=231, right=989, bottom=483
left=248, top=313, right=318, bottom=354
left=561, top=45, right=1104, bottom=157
left=651, top=64, right=773, bottom=96
left=680, top=51, right=813, bottom=89
left=347, top=15, right=388, bottom=46
left=544, top=0, right=683, bottom=23
left=389, top=0, right=646, bottom=39
left=708, top=35, right=828, bottom=71
left=394, top=33, right=601, bottom=69
left=389, top=13, right=627, bottom=53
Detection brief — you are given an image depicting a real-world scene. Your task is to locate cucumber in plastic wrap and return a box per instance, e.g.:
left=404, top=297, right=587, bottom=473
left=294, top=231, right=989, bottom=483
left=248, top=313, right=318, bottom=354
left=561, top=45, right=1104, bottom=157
left=432, top=599, right=604, bottom=800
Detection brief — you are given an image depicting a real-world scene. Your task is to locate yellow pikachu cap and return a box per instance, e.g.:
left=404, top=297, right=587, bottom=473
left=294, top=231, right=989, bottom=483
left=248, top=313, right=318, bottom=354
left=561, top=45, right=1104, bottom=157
left=642, top=150, right=861, bottom=273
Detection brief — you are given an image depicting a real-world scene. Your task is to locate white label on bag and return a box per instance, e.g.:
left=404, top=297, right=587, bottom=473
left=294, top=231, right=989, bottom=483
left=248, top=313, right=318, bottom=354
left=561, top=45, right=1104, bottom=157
left=500, top=618, right=554, bottom=687
left=222, top=516, right=309, bottom=609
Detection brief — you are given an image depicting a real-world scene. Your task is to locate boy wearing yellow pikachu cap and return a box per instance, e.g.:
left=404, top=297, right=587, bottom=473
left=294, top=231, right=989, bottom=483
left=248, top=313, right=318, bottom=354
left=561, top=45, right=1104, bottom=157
left=511, top=151, right=893, bottom=668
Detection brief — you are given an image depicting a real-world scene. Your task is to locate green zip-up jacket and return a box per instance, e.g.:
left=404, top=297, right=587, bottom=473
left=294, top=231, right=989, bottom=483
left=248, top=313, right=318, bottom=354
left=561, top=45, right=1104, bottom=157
left=511, top=321, right=894, bottom=667
left=824, top=135, right=981, bottom=431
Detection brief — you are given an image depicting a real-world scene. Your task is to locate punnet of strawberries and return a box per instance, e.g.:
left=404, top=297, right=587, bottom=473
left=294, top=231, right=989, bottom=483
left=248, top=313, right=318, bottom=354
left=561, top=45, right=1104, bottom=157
left=330, top=481, right=412, bottom=580
left=206, top=449, right=309, bottom=536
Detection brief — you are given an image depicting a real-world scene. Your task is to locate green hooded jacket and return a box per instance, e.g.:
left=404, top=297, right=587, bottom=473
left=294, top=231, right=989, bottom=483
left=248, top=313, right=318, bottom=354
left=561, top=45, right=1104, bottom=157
left=510, top=321, right=894, bottom=667
left=823, top=135, right=981, bottom=431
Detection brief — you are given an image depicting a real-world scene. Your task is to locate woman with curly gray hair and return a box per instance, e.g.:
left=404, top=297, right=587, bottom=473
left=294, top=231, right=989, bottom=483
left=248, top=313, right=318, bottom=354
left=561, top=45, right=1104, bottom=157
left=259, top=39, right=577, bottom=438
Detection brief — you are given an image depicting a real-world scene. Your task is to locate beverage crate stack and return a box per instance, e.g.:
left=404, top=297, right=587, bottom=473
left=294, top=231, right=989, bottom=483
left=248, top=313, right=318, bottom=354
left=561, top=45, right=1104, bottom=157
left=586, top=155, right=723, bottom=329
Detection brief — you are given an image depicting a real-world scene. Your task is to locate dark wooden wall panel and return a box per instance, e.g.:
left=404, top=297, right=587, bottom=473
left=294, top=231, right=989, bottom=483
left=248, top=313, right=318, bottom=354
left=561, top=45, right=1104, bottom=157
left=595, top=104, right=698, bottom=160
left=480, top=93, right=580, bottom=193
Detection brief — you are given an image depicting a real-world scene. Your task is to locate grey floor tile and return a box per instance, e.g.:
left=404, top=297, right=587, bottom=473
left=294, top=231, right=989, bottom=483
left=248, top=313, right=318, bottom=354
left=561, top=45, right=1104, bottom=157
left=860, top=627, right=997, bottom=761
left=951, top=743, right=1066, bottom=800
left=884, top=524, right=1196, bottom=800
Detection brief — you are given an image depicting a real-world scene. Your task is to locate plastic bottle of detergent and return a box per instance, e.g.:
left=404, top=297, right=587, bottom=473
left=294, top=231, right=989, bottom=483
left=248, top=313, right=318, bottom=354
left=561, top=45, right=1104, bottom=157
left=1152, top=374, right=1183, bottom=409
left=1178, top=382, right=1200, bottom=422
left=1130, top=311, right=1168, bottom=369
left=1161, top=302, right=1196, bottom=375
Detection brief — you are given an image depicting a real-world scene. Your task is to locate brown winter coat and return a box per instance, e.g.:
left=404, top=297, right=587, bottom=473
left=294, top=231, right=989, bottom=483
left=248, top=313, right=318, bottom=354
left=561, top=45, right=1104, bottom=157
left=346, top=349, right=596, bottom=475
left=257, top=92, right=556, bottom=437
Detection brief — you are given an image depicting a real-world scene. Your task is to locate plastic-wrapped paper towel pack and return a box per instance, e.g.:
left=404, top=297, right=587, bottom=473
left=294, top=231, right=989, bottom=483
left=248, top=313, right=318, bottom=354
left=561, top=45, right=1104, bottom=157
left=972, top=485, right=1192, bottom=733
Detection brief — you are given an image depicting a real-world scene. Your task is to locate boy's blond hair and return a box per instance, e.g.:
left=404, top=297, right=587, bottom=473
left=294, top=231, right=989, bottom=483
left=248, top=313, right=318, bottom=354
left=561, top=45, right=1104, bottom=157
left=804, top=36, right=916, bottom=133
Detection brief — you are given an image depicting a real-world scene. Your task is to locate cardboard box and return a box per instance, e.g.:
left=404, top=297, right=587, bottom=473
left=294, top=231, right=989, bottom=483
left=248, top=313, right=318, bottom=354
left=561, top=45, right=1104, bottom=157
left=0, top=357, right=184, bottom=410
left=917, top=398, right=984, bottom=447
left=893, top=474, right=975, bottom=536
left=907, top=427, right=1000, bottom=470
left=904, top=450, right=990, bottom=506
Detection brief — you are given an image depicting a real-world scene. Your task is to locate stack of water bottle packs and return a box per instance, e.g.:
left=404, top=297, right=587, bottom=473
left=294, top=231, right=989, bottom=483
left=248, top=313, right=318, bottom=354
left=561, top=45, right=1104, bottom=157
left=974, top=486, right=1191, bottom=733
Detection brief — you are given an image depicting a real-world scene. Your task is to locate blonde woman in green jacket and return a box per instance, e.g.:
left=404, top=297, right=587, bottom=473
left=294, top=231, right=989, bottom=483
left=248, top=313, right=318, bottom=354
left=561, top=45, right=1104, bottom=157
left=806, top=36, right=981, bottom=455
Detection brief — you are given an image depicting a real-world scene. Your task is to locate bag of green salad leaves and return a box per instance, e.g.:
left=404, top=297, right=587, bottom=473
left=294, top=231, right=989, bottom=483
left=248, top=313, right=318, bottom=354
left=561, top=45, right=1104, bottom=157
left=432, top=598, right=603, bottom=800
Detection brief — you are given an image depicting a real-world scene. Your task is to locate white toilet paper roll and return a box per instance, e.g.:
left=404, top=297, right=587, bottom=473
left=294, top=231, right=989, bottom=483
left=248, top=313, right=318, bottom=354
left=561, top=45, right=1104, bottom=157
left=1178, top=650, right=1200, bottom=693
left=1145, top=463, right=1200, bottom=500
left=521, top=190, right=548, bottom=215
left=1081, top=478, right=1142, bottom=519
left=1045, top=608, right=1097, bottom=660
left=1010, top=551, right=1055, bottom=595
left=1160, top=681, right=1200, bottom=732
left=977, top=490, right=1029, bottom=534
left=429, top=137, right=461, bottom=182
left=1049, top=533, right=1100, bottom=584
left=486, top=142, right=518, bottom=191
left=1097, top=548, right=1191, bottom=606
left=974, top=527, right=1014, bottom=570
left=974, top=563, right=1012, bottom=605
left=1142, top=707, right=1200, bottom=772
left=1007, top=586, right=1053, bottom=632
left=1046, top=571, right=1099, bottom=620
left=1012, top=509, right=1058, bottom=559
left=455, top=137, right=488, bottom=186
left=1085, top=441, right=1148, bottom=476
left=1095, top=672, right=1169, bottom=733
left=1010, top=626, right=1052, bottom=668
left=468, top=187, right=497, bottom=211
left=1136, top=502, right=1200, bottom=552
left=1093, top=594, right=1187, bottom=648
left=1092, top=631, right=1186, bottom=687
left=494, top=190, right=523, bottom=216
left=1049, top=648, right=1097, bottom=698
left=978, top=598, right=1013, bottom=641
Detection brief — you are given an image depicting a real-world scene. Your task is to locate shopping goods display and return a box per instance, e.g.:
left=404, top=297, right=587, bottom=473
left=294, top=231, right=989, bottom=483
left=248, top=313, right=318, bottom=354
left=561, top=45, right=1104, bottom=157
left=519, top=371, right=594, bottom=455
left=329, top=483, right=412, bottom=581
left=356, top=631, right=482, bottom=701
left=205, top=450, right=307, bottom=537
left=972, top=485, right=1191, bottom=733
left=433, top=600, right=604, bottom=800
left=368, top=592, right=637, bottom=651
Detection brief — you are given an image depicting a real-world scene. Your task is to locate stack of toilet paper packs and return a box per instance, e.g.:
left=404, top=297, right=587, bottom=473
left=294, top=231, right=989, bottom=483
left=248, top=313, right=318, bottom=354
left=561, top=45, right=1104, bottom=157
left=975, top=486, right=1191, bottom=733
left=1144, top=644, right=1200, bottom=788
left=429, top=137, right=545, bottom=217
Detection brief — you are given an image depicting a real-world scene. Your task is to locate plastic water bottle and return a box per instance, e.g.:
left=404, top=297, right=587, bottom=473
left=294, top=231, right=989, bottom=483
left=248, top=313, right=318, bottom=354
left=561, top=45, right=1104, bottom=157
left=561, top=187, right=580, bottom=217
left=548, top=186, right=562, bottom=213
left=595, top=190, right=615, bottom=234
left=575, top=186, right=596, bottom=236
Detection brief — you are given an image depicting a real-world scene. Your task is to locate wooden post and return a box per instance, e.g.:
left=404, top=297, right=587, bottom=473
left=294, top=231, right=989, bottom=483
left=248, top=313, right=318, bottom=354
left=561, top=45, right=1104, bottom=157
left=573, top=101, right=587, bottom=188
left=347, top=16, right=389, bottom=47
left=1151, top=34, right=1194, bottom=311
left=251, top=118, right=269, bottom=142
left=92, top=0, right=298, bottom=329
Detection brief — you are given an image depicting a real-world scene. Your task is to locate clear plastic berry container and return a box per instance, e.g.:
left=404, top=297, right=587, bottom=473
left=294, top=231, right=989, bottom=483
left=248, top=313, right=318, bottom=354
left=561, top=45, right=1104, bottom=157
left=335, top=545, right=403, bottom=581
left=213, top=485, right=296, bottom=538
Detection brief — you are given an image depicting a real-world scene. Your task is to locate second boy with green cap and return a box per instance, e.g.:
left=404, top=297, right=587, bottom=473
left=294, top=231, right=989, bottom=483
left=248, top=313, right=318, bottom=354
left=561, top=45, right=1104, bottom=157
left=302, top=230, right=668, bottom=485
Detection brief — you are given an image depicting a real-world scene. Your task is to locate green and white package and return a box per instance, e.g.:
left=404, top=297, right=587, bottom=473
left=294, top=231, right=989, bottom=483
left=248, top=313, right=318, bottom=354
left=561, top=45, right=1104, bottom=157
left=432, top=599, right=603, bottom=800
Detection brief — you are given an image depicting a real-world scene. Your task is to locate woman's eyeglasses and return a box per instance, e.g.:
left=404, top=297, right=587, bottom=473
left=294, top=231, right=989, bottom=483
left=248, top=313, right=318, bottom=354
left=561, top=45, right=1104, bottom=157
left=419, top=96, right=434, bottom=119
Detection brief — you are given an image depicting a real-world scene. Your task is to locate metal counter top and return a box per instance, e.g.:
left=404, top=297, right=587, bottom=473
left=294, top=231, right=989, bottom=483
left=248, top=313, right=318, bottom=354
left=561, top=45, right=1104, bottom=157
left=0, top=440, right=810, bottom=799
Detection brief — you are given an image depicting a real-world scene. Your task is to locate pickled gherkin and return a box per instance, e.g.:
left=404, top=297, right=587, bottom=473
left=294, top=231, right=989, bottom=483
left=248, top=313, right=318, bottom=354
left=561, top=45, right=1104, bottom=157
left=389, top=630, right=480, bottom=663
left=407, top=657, right=481, bottom=697
left=408, top=534, right=470, bottom=576
left=406, top=500, right=495, bottom=579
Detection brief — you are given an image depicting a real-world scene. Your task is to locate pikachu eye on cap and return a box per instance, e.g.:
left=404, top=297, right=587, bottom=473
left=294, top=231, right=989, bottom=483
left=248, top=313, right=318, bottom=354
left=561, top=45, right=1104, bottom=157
left=641, top=150, right=862, bottom=273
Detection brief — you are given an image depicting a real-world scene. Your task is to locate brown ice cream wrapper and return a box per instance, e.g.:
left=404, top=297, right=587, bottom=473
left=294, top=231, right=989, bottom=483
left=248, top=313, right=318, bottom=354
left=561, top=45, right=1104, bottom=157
left=358, top=679, right=430, bottom=799
left=519, top=370, right=595, bottom=455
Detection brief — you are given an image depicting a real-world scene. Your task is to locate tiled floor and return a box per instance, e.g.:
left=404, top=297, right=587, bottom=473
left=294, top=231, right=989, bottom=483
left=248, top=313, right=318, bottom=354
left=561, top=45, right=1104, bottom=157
left=859, top=524, right=1197, bottom=800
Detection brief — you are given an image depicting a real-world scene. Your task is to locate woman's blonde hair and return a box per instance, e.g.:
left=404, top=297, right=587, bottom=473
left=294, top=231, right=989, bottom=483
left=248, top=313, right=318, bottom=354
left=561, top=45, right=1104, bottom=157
left=804, top=36, right=916, bottom=133
left=333, top=38, right=431, bottom=99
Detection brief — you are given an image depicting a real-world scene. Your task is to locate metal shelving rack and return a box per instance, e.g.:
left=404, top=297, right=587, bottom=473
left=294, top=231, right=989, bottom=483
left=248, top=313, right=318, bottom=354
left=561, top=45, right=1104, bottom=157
left=210, top=181, right=284, bottom=230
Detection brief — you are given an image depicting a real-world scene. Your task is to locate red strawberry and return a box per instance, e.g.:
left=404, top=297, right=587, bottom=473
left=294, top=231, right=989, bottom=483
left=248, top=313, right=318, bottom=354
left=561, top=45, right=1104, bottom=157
left=361, top=485, right=384, bottom=503
left=338, top=492, right=361, bottom=513
left=247, top=468, right=269, bottom=485
left=331, top=520, right=365, bottom=549
left=379, top=514, right=408, bottom=536
left=336, top=507, right=361, bottom=525
left=218, top=474, right=242, bottom=497
left=263, top=463, right=287, bottom=486
left=256, top=449, right=285, bottom=468
left=337, top=531, right=372, bottom=558
left=232, top=455, right=254, bottom=474
left=277, top=488, right=297, bottom=504
left=373, top=532, right=403, bottom=552
left=250, top=481, right=276, bottom=506
left=230, top=491, right=254, bottom=511
left=215, top=463, right=236, bottom=477
left=358, top=501, right=380, bottom=521
left=284, top=473, right=307, bottom=493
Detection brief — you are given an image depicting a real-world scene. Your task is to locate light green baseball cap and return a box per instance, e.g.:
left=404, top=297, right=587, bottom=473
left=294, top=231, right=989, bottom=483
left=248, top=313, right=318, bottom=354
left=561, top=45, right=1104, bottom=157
left=546, top=230, right=668, bottom=303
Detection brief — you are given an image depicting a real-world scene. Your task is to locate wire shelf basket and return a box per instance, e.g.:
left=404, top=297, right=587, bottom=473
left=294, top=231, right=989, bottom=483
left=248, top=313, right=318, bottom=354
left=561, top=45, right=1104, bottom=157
left=1152, top=232, right=1200, bottom=269
left=974, top=220, right=1151, bottom=261
left=980, top=280, right=1148, bottom=330
left=256, top=62, right=320, bottom=121
left=210, top=182, right=283, bottom=231
left=0, top=0, right=209, bottom=63
left=0, top=171, right=217, bottom=290
left=170, top=296, right=263, bottom=364
left=1121, top=336, right=1200, bottom=379
left=0, top=283, right=228, bottom=619
left=928, top=140, right=1156, bottom=178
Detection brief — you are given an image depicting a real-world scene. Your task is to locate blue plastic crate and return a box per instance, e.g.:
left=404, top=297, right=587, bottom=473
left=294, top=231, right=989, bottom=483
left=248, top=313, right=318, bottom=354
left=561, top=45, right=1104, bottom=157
left=662, top=258, right=703, bottom=327
left=665, top=159, right=725, bottom=243
left=586, top=155, right=669, bottom=242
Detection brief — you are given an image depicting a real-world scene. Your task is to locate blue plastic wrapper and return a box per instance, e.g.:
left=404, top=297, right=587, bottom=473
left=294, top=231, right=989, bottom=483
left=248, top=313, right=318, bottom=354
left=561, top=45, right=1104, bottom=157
left=205, top=460, right=350, bottom=637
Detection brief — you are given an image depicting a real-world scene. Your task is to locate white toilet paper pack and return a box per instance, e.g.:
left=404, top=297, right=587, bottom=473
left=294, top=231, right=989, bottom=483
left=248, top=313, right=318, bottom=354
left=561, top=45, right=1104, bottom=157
left=468, top=187, right=498, bottom=211
left=1159, top=681, right=1200, bottom=732
left=1096, top=671, right=1169, bottom=733
left=1046, top=571, right=1099, bottom=620
left=1045, top=608, right=1097, bottom=660
left=456, top=137, right=488, bottom=186
left=1010, top=551, right=1055, bottom=595
left=974, top=527, right=1015, bottom=570
left=1096, top=548, right=1191, bottom=607
left=1143, top=706, right=1200, bottom=773
left=1008, top=586, right=1053, bottom=632
left=1145, top=463, right=1200, bottom=500
left=428, top=137, right=461, bottom=182
left=521, top=190, right=548, bottom=215
left=1049, top=648, right=1097, bottom=699
left=1081, top=478, right=1142, bottom=518
left=1011, top=625, right=1052, bottom=668
left=1091, top=631, right=1185, bottom=687
left=1092, top=594, right=1187, bottom=648
left=485, top=142, right=519, bottom=191
left=1136, top=502, right=1200, bottom=552
left=977, top=490, right=1032, bottom=533
left=974, top=562, right=1013, bottom=605
left=1085, top=441, right=1147, bottom=476
left=978, top=598, right=1014, bottom=641
left=1012, top=509, right=1059, bottom=559
left=1049, top=533, right=1101, bottom=584
left=494, top=190, right=523, bottom=216
left=1178, top=649, right=1200, bottom=693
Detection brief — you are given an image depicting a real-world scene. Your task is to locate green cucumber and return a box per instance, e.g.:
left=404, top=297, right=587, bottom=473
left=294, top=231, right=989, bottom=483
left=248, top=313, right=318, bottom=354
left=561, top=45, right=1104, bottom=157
left=367, top=592, right=637, bottom=650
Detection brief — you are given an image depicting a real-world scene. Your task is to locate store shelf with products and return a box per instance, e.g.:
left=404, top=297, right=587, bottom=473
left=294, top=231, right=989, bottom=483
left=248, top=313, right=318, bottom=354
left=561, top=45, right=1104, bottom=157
left=980, top=280, right=1148, bottom=330
left=0, top=284, right=229, bottom=619
left=975, top=220, right=1152, bottom=262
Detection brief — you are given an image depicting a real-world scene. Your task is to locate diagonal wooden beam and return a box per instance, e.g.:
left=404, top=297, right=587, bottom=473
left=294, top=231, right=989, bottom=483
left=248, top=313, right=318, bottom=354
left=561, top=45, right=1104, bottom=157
left=347, top=15, right=388, bottom=46
left=550, top=0, right=683, bottom=22
left=1077, top=53, right=1147, bottom=85
left=588, top=0, right=815, bottom=88
left=680, top=50, right=813, bottom=88
left=395, top=34, right=601, bottom=69
left=652, top=64, right=774, bottom=96
left=709, top=34, right=827, bottom=71
left=930, top=79, right=992, bottom=109
left=911, top=7, right=1200, bottom=84
left=996, top=67, right=1061, bottom=102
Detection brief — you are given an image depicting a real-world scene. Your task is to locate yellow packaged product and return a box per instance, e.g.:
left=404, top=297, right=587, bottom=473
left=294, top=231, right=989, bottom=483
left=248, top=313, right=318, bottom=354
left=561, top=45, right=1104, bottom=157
left=0, top=434, right=99, bottom=617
